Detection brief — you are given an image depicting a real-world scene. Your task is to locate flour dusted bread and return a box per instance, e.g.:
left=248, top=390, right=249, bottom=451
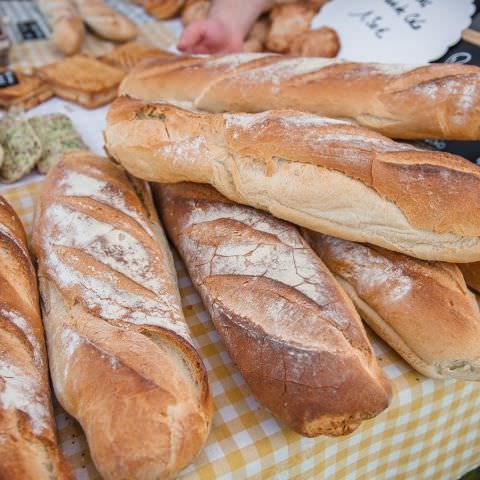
left=304, top=232, right=480, bottom=380
left=32, top=152, right=212, bottom=480
left=105, top=97, right=480, bottom=262
left=0, top=196, right=71, bottom=479
left=154, top=182, right=391, bottom=437
left=119, top=53, right=480, bottom=140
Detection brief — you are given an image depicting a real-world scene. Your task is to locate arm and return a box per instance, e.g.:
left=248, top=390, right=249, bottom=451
left=177, top=0, right=272, bottom=54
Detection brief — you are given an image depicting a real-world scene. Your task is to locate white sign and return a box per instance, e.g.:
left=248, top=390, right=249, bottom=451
left=311, top=0, right=475, bottom=63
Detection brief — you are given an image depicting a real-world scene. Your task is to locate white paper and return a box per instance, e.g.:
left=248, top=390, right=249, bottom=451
left=312, top=0, right=475, bottom=63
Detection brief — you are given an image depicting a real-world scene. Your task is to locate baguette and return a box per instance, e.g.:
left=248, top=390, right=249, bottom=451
left=105, top=97, right=480, bottom=263
left=74, top=0, right=137, bottom=42
left=0, top=196, right=72, bottom=479
left=303, top=232, right=480, bottom=380
left=36, top=0, right=85, bottom=55
left=118, top=53, right=480, bottom=140
left=31, top=151, right=212, bottom=480
left=153, top=182, right=391, bottom=437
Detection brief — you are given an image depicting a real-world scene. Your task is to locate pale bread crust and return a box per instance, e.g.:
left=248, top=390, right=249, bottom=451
left=304, top=232, right=480, bottom=380
left=104, top=97, right=480, bottom=262
left=0, top=196, right=72, bottom=479
left=31, top=152, right=212, bottom=480
left=118, top=53, right=480, bottom=140
left=154, top=182, right=391, bottom=437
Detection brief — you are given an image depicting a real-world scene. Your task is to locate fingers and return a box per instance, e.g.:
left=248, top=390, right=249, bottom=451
left=177, top=22, right=208, bottom=52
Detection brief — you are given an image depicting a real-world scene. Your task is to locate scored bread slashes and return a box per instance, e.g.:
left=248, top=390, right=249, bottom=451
left=32, top=151, right=212, bottom=480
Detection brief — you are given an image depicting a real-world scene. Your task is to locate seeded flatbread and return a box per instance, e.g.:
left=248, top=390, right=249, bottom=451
left=0, top=115, right=42, bottom=183
left=29, top=113, right=85, bottom=173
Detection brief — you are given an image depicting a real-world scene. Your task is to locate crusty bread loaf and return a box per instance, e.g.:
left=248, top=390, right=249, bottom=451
left=74, top=0, right=137, bottom=42
left=153, top=182, right=391, bottom=437
left=459, top=262, right=480, bottom=293
left=105, top=97, right=480, bottom=262
left=36, top=0, right=85, bottom=55
left=181, top=0, right=209, bottom=26
left=303, top=231, right=480, bottom=380
left=0, top=196, right=72, bottom=479
left=31, top=151, right=212, bottom=480
left=118, top=53, right=480, bottom=140
left=288, top=27, right=340, bottom=57
left=266, top=3, right=316, bottom=53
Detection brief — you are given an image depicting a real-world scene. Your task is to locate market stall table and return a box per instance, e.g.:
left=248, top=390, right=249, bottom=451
left=0, top=98, right=479, bottom=480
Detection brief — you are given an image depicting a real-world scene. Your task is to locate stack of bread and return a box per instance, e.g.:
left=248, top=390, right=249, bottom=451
left=136, top=0, right=340, bottom=57
left=2, top=51, right=480, bottom=479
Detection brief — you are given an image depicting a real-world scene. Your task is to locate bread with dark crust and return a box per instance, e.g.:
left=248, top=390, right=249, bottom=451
left=153, top=182, right=391, bottom=437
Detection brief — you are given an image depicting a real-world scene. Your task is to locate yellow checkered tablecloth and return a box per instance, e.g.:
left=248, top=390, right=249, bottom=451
left=1, top=178, right=480, bottom=480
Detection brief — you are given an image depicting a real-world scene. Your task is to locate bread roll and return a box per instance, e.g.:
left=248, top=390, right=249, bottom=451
left=154, top=182, right=391, bottom=437
left=459, top=262, right=480, bottom=293
left=118, top=53, right=480, bottom=140
left=304, top=232, right=480, bottom=380
left=31, top=151, right=212, bottom=480
left=288, top=27, right=340, bottom=57
left=0, top=196, right=72, bottom=479
left=74, top=0, right=137, bottom=42
left=181, top=0, right=209, bottom=26
left=36, top=0, right=85, bottom=55
left=104, top=97, right=480, bottom=263
left=243, top=18, right=270, bottom=53
left=266, top=3, right=316, bottom=52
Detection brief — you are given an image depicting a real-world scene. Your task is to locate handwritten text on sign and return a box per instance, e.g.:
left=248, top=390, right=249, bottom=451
left=311, top=0, right=475, bottom=62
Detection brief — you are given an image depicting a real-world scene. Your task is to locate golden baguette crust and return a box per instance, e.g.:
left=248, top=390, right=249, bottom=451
left=32, top=152, right=212, bottom=480
left=105, top=97, right=480, bottom=262
left=304, top=232, right=480, bottom=380
left=118, top=53, right=480, bottom=140
left=154, top=182, right=391, bottom=437
left=0, top=196, right=72, bottom=479
left=459, top=262, right=480, bottom=293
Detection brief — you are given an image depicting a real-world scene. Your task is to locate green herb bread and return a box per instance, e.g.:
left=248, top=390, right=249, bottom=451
left=0, top=115, right=42, bottom=183
left=29, top=113, right=85, bottom=173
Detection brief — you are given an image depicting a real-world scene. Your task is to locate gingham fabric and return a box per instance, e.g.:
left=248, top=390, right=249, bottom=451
left=1, top=175, right=480, bottom=480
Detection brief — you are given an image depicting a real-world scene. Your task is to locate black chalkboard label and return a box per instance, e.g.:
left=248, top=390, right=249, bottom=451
left=0, top=71, right=18, bottom=88
left=17, top=20, right=46, bottom=41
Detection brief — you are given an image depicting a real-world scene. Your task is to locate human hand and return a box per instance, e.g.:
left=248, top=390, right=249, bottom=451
left=177, top=18, right=243, bottom=54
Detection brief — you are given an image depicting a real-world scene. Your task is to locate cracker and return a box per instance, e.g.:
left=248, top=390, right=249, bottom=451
left=37, top=55, right=125, bottom=109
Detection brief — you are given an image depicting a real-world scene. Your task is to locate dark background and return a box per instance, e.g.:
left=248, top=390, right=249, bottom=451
left=432, top=0, right=480, bottom=162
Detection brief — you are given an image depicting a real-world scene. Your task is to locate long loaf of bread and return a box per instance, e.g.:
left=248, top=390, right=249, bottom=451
left=105, top=97, right=480, bottom=263
left=0, top=196, right=71, bottom=479
left=153, top=182, right=391, bottom=437
left=36, top=0, right=85, bottom=55
left=118, top=53, right=480, bottom=140
left=303, top=231, right=480, bottom=380
left=31, top=151, right=212, bottom=480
